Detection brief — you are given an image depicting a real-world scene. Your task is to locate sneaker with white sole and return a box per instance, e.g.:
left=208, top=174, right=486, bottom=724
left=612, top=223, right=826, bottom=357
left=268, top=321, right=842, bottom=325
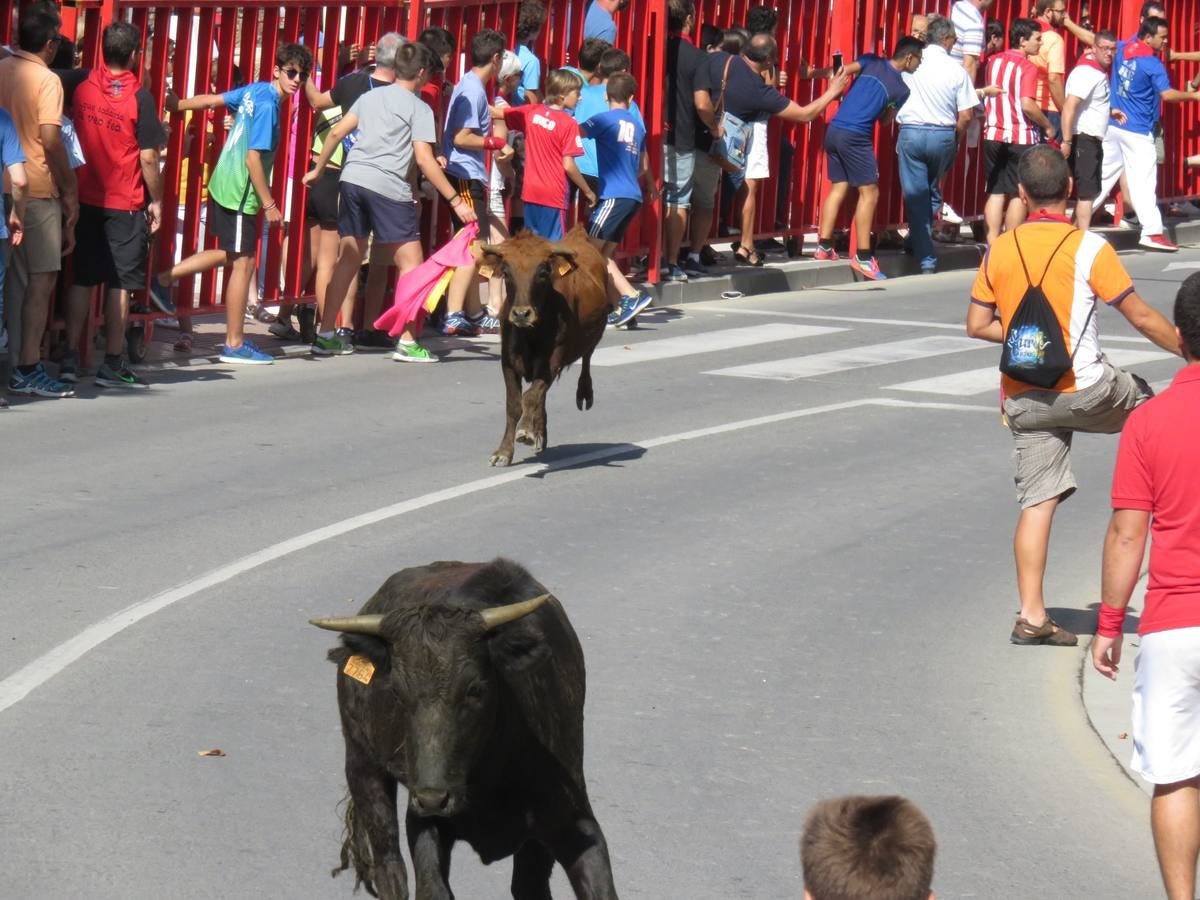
left=9, top=362, right=75, bottom=398
left=58, top=351, right=80, bottom=384
left=220, top=340, right=274, bottom=364
left=149, top=278, right=176, bottom=316
left=96, top=360, right=148, bottom=388
left=607, top=294, right=653, bottom=328
left=1140, top=234, right=1179, bottom=252
left=850, top=256, right=888, bottom=280
left=940, top=202, right=963, bottom=224
left=311, top=333, right=353, bottom=356
left=392, top=341, right=437, bottom=363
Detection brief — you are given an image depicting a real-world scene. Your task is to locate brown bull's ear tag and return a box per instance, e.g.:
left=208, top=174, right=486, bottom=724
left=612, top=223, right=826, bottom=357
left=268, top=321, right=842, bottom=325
left=556, top=259, right=573, bottom=277
left=343, top=655, right=376, bottom=685
left=478, top=263, right=495, bottom=278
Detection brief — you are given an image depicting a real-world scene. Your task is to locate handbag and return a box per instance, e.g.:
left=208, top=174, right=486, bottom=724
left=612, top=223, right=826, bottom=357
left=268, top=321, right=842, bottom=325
left=708, top=57, right=751, bottom=174
left=998, top=226, right=1093, bottom=389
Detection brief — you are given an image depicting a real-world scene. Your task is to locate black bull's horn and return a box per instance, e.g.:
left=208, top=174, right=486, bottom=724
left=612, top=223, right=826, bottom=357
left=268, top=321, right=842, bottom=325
left=309, top=593, right=552, bottom=635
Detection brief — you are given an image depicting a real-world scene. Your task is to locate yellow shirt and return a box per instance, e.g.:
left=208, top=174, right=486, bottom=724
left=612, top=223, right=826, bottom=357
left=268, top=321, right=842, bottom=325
left=1033, top=29, right=1066, bottom=112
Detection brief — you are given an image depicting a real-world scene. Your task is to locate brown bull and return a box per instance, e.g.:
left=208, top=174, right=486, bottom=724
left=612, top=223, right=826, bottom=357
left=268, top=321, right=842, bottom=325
left=478, top=226, right=610, bottom=467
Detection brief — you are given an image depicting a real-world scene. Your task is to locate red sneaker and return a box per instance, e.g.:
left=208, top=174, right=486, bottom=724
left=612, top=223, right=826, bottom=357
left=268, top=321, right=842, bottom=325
left=850, top=256, right=888, bottom=280
left=1139, top=234, right=1179, bottom=252
left=813, top=245, right=839, bottom=261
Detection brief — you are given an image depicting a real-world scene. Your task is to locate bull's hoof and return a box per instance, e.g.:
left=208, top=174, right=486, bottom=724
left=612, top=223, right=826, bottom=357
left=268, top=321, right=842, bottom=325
left=576, top=390, right=593, bottom=411
left=489, top=451, right=513, bottom=467
left=515, top=428, right=535, bottom=446
left=533, top=435, right=545, bottom=452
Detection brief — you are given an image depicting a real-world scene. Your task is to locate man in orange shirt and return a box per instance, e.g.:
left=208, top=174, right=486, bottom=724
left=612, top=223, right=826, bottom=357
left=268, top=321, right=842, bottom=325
left=966, top=146, right=1178, bottom=646
left=0, top=7, right=78, bottom=398
left=1031, top=0, right=1068, bottom=138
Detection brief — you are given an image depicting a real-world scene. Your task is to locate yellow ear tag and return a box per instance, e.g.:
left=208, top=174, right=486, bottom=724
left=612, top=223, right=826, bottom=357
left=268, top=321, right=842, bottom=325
left=556, top=259, right=573, bottom=277
left=343, top=655, right=376, bottom=685
left=478, top=263, right=495, bottom=278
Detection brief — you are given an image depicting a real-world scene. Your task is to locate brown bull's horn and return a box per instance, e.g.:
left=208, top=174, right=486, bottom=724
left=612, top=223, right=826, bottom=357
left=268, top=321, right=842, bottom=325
left=548, top=246, right=576, bottom=259
left=478, top=593, right=551, bottom=631
left=308, top=614, right=385, bottom=635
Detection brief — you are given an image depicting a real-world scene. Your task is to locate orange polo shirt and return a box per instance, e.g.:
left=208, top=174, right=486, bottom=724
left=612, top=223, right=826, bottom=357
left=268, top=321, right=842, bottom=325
left=0, top=49, right=64, bottom=198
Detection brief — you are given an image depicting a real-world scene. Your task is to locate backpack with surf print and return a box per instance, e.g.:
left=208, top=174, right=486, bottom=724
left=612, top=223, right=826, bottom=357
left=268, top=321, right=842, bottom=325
left=997, top=227, right=1093, bottom=389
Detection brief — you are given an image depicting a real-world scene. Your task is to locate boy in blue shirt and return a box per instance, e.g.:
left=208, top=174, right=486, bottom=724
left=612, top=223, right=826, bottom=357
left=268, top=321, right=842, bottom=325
left=151, top=43, right=312, bottom=364
left=814, top=37, right=922, bottom=281
left=0, top=106, right=27, bottom=397
left=580, top=72, right=657, bottom=328
left=514, top=0, right=547, bottom=103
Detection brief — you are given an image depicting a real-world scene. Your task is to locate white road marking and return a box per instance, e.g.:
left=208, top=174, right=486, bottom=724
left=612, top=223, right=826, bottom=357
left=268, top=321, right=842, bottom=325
left=705, top=336, right=986, bottom=381
left=1164, top=262, right=1200, bottom=272
left=0, top=397, right=989, bottom=715
left=592, top=323, right=844, bottom=366
left=886, top=348, right=1175, bottom=396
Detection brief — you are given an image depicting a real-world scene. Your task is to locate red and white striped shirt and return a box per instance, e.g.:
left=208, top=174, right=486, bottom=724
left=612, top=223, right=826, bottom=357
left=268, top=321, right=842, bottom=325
left=985, top=50, right=1040, bottom=145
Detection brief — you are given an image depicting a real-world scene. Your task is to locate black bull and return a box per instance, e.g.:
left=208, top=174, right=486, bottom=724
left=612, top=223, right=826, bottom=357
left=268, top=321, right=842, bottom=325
left=311, top=558, right=619, bottom=899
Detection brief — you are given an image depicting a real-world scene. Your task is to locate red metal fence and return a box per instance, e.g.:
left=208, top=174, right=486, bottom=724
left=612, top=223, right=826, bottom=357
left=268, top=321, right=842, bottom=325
left=1, top=0, right=1197, bottom=324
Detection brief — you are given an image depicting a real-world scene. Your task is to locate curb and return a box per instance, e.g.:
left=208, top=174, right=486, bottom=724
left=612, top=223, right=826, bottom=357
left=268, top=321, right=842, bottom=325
left=646, top=217, right=1200, bottom=307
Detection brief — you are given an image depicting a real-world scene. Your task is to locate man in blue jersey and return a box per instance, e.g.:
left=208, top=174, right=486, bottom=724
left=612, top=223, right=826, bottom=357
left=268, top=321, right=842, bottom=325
left=580, top=71, right=657, bottom=328
left=1097, top=17, right=1200, bottom=252
left=814, top=37, right=923, bottom=281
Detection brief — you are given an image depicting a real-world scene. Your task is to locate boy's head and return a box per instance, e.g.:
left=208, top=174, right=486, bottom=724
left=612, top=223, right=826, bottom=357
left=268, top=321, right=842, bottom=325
left=985, top=18, right=1004, bottom=52
left=892, top=36, right=925, bottom=72
left=394, top=40, right=437, bottom=85
left=100, top=21, right=140, bottom=70
left=800, top=796, right=936, bottom=900
left=1009, top=17, right=1042, bottom=56
left=544, top=67, right=584, bottom=108
left=700, top=23, right=724, bottom=51
left=470, top=29, right=506, bottom=69
left=497, top=49, right=524, bottom=94
left=606, top=71, right=637, bottom=106
left=578, top=37, right=612, bottom=74
left=419, top=26, right=455, bottom=74
left=1174, top=273, right=1200, bottom=362
left=516, top=0, right=548, bottom=44
left=274, top=43, right=312, bottom=95
left=596, top=47, right=631, bottom=79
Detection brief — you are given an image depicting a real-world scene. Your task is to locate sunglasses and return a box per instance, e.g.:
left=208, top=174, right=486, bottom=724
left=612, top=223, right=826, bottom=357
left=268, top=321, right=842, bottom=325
left=282, top=68, right=308, bottom=82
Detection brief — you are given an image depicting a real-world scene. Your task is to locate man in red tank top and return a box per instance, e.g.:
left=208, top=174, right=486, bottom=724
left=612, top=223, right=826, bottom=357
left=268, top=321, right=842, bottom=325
left=60, top=21, right=166, bottom=389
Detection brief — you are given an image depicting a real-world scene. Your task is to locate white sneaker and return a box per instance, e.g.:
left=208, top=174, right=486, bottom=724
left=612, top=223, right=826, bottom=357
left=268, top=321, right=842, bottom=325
left=940, top=203, right=963, bottom=225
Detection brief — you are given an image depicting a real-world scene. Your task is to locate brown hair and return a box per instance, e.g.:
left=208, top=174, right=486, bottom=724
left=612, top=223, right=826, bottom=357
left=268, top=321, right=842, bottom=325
left=800, top=796, right=936, bottom=900
left=544, top=67, right=583, bottom=103
left=606, top=71, right=637, bottom=104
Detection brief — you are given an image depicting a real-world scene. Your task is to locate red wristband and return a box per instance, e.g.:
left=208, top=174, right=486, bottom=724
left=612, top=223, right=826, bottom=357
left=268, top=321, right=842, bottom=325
left=1097, top=603, right=1127, bottom=638
left=483, top=136, right=505, bottom=151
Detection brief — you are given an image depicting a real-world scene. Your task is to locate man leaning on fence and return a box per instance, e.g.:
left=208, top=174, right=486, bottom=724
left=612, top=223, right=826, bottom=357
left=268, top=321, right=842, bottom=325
left=965, top=146, right=1179, bottom=648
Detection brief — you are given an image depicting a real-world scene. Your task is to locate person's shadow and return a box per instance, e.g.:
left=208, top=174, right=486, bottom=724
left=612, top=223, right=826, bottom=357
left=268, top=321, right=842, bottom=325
left=1050, top=603, right=1141, bottom=639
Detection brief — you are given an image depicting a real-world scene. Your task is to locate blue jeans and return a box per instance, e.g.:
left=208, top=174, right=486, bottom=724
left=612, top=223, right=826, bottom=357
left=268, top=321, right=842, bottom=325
left=897, top=125, right=958, bottom=271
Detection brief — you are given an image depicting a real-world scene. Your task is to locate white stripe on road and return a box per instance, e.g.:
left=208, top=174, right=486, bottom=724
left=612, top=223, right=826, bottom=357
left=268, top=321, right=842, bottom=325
left=704, top=336, right=986, bottom=381
left=591, top=323, right=844, bottom=366
left=885, top=348, right=1175, bottom=396
left=0, top=397, right=988, bottom=715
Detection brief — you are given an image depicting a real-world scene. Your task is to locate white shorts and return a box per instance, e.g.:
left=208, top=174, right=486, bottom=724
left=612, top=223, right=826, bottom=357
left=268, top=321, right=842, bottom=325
left=1132, top=627, right=1200, bottom=785
left=745, top=120, right=770, bottom=180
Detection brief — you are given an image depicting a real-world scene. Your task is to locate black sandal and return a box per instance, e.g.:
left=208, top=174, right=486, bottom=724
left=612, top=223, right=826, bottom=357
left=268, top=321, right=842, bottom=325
left=735, top=248, right=764, bottom=267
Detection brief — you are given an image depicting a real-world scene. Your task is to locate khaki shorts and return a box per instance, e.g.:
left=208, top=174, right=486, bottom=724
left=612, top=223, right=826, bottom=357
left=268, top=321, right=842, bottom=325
left=13, top=196, right=62, bottom=274
left=1003, top=361, right=1152, bottom=508
left=692, top=151, right=723, bottom=212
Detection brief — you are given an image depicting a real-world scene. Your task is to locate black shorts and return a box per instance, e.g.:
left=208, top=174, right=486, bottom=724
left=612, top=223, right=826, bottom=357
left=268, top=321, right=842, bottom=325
left=305, top=167, right=341, bottom=228
left=72, top=204, right=149, bottom=291
left=338, top=181, right=420, bottom=244
left=587, top=197, right=641, bottom=243
left=208, top=199, right=259, bottom=256
left=1069, top=133, right=1104, bottom=201
left=445, top=177, right=487, bottom=231
left=984, top=140, right=1030, bottom=197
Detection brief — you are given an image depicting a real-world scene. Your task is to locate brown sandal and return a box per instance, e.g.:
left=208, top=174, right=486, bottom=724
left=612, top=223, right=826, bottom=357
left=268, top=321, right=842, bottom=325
left=1010, top=615, right=1078, bottom=646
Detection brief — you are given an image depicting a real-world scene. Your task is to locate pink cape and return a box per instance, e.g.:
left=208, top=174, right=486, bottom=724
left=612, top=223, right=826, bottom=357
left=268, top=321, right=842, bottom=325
left=374, top=223, right=480, bottom=336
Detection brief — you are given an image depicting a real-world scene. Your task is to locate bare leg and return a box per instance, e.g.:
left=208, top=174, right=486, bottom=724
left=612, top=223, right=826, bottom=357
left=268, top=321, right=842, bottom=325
left=818, top=182, right=849, bottom=247
left=739, top=179, right=760, bottom=252
left=853, top=184, right=880, bottom=256
left=1075, top=199, right=1094, bottom=231
left=63, top=284, right=92, bottom=352
left=1014, top=497, right=1058, bottom=625
left=1152, top=778, right=1200, bottom=900
left=689, top=204, right=715, bottom=257
left=1004, top=195, right=1028, bottom=233
left=155, top=248, right=230, bottom=287
left=18, top=271, right=58, bottom=367
left=363, top=242, right=396, bottom=331
left=103, top=288, right=129, bottom=357
left=222, top=254, right=258, bottom=348
left=663, top=205, right=687, bottom=266
left=393, top=241, right=424, bottom=345
left=984, top=193, right=1008, bottom=244
left=444, top=261, right=481, bottom=317
left=318, top=236, right=369, bottom=333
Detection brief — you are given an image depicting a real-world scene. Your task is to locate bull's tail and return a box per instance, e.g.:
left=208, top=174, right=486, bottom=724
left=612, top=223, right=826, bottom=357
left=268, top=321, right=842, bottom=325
left=332, top=792, right=379, bottom=897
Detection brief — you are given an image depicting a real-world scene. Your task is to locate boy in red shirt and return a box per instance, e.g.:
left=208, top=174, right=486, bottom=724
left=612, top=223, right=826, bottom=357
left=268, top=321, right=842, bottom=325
left=499, top=68, right=595, bottom=240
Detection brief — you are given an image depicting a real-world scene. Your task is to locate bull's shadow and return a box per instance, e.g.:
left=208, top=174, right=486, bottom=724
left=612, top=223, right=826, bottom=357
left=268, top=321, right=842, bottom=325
left=517, top=442, right=647, bottom=477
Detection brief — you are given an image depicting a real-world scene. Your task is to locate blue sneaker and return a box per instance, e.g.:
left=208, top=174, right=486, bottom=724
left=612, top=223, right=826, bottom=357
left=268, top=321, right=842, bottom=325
left=468, top=312, right=502, bottom=335
left=441, top=311, right=481, bottom=336
left=607, top=293, right=653, bottom=328
left=661, top=264, right=688, bottom=283
left=149, top=278, right=177, bottom=316
left=219, top=340, right=273, bottom=365
left=9, top=362, right=75, bottom=398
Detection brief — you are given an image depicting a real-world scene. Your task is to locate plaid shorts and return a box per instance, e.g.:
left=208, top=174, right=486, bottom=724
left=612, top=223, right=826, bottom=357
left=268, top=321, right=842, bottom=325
left=1002, top=360, right=1153, bottom=508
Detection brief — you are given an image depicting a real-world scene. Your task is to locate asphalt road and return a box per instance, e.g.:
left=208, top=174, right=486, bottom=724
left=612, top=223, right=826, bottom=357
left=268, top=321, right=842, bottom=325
left=3, top=248, right=1198, bottom=899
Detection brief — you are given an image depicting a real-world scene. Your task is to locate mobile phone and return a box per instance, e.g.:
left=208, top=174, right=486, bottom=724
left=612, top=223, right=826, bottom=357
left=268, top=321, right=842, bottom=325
left=832, top=50, right=844, bottom=73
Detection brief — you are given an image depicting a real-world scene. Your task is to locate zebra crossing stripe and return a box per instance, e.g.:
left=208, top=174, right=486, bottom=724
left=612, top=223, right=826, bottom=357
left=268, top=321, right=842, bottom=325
left=704, top=336, right=985, bottom=381
left=591, top=324, right=845, bottom=367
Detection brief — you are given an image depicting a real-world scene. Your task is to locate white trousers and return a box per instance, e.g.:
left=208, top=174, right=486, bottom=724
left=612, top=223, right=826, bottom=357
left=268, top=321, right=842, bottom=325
left=1097, top=128, right=1163, bottom=237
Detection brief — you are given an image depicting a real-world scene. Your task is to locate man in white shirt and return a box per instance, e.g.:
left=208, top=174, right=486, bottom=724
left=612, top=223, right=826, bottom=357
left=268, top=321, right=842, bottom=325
left=897, top=15, right=980, bottom=273
left=950, top=0, right=995, bottom=80
left=1060, top=31, right=1125, bottom=229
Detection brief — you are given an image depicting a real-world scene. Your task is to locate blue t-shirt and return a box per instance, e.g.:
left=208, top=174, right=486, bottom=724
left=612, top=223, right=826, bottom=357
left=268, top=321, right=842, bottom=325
left=830, top=54, right=910, bottom=135
left=0, top=108, right=26, bottom=240
left=1112, top=43, right=1171, bottom=136
left=516, top=44, right=541, bottom=103
left=583, top=2, right=618, bottom=44
left=208, top=82, right=281, bottom=214
left=580, top=108, right=644, bottom=200
left=573, top=83, right=643, bottom=178
left=443, top=70, right=491, bottom=182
